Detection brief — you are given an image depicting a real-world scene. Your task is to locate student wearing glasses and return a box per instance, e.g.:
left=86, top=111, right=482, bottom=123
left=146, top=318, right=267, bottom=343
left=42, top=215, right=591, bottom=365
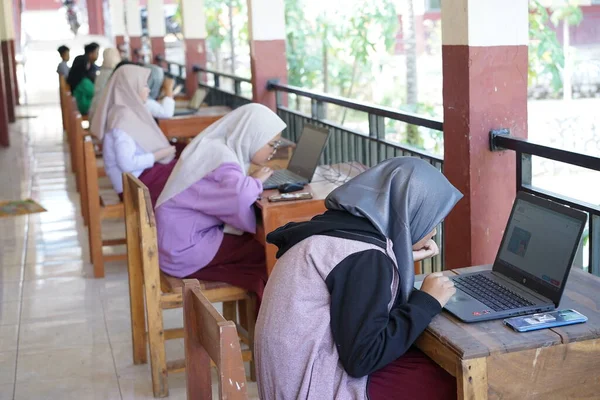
left=154, top=103, right=285, bottom=301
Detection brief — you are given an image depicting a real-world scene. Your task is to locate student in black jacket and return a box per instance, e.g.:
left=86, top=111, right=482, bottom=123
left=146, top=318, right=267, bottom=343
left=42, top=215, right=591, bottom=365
left=256, top=157, right=462, bottom=400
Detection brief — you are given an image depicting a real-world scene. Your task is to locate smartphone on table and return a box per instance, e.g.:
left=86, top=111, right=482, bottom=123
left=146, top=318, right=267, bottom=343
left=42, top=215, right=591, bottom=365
left=504, top=309, right=587, bottom=332
left=268, top=192, right=313, bottom=202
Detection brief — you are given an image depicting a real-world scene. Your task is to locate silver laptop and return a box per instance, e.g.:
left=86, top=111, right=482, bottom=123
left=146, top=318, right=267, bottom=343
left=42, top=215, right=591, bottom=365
left=263, top=124, right=331, bottom=190
left=428, top=192, right=587, bottom=323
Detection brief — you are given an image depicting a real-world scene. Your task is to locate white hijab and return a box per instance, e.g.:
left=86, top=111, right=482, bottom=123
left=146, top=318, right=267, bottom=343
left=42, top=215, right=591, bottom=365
left=90, top=64, right=173, bottom=164
left=156, top=103, right=286, bottom=207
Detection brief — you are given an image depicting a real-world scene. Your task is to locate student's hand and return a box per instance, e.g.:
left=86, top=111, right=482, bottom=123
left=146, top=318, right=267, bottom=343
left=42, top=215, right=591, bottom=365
left=412, top=239, right=439, bottom=262
left=251, top=167, right=274, bottom=183
left=153, top=145, right=176, bottom=161
left=162, top=77, right=175, bottom=98
left=420, top=272, right=456, bottom=308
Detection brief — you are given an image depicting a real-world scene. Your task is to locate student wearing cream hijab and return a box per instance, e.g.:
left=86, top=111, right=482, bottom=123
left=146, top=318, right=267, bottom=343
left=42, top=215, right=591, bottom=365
left=88, top=48, right=122, bottom=121
left=90, top=64, right=176, bottom=205
left=155, top=103, right=286, bottom=302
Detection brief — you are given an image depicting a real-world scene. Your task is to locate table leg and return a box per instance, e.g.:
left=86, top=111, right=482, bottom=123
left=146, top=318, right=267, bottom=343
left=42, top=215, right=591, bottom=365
left=457, top=358, right=488, bottom=400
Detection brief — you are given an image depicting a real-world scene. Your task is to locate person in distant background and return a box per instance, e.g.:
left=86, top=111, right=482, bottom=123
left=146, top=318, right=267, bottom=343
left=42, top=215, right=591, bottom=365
left=88, top=48, right=122, bottom=122
left=144, top=65, right=175, bottom=119
left=56, top=45, right=70, bottom=77
left=67, top=55, right=95, bottom=115
left=84, top=42, right=100, bottom=80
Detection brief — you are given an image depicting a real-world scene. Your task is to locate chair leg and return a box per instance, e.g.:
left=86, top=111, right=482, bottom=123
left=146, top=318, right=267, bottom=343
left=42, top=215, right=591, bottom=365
left=145, top=295, right=169, bottom=397
left=244, top=294, right=257, bottom=382
left=128, top=260, right=148, bottom=365
left=223, top=301, right=237, bottom=323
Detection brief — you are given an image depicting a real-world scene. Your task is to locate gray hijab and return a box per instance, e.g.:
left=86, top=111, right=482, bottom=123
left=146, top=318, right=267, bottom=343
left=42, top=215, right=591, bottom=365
left=325, top=157, right=463, bottom=303
left=146, top=64, right=164, bottom=100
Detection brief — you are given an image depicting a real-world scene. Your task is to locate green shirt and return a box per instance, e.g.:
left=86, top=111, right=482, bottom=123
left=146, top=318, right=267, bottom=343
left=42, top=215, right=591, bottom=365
left=73, top=77, right=95, bottom=116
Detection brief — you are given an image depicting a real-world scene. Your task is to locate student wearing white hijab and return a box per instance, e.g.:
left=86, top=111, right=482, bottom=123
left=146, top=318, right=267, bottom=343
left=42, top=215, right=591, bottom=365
left=88, top=48, right=121, bottom=121
left=155, top=103, right=286, bottom=301
left=144, top=64, right=175, bottom=119
left=90, top=64, right=177, bottom=205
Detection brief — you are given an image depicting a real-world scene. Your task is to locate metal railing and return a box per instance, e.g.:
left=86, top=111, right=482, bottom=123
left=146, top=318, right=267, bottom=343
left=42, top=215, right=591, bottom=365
left=155, top=55, right=186, bottom=90
left=192, top=65, right=252, bottom=109
left=490, top=130, right=600, bottom=276
left=267, top=81, right=445, bottom=273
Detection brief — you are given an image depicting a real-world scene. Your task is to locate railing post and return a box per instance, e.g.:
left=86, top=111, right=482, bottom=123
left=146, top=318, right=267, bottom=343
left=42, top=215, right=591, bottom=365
left=516, top=152, right=532, bottom=192
left=234, top=80, right=242, bottom=96
left=311, top=99, right=326, bottom=120
left=368, top=114, right=385, bottom=166
left=214, top=74, right=220, bottom=89
left=590, top=214, right=600, bottom=276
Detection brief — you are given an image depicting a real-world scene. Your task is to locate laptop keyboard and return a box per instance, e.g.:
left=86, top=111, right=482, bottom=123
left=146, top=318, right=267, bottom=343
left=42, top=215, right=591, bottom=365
left=453, top=274, right=535, bottom=312
left=263, top=170, right=306, bottom=188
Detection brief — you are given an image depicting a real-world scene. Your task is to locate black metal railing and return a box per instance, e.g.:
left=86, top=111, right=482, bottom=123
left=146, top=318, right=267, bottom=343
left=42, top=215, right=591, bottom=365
left=192, top=65, right=252, bottom=109
left=267, top=82, right=445, bottom=273
left=155, top=55, right=186, bottom=89
left=491, top=130, right=600, bottom=276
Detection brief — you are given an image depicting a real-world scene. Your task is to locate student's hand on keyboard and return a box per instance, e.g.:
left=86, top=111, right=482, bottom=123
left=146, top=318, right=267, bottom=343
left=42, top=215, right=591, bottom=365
left=251, top=167, right=274, bottom=183
left=412, top=239, right=439, bottom=262
left=420, top=272, right=456, bottom=308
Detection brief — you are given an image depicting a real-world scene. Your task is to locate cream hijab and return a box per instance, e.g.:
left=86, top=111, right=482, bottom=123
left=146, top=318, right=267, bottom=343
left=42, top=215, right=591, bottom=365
left=90, top=65, right=173, bottom=164
left=101, top=48, right=121, bottom=69
left=156, top=103, right=286, bottom=207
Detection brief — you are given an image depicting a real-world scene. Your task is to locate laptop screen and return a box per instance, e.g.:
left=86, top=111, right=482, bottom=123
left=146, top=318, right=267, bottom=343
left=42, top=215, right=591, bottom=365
left=495, top=194, right=586, bottom=300
left=286, top=125, right=330, bottom=180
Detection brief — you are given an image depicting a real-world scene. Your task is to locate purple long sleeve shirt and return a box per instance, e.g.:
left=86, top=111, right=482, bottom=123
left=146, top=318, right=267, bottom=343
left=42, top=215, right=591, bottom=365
left=155, top=163, right=263, bottom=278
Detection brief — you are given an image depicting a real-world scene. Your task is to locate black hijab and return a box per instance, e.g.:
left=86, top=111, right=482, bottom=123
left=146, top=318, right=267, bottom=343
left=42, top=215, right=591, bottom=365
left=67, top=55, right=91, bottom=90
left=325, top=157, right=463, bottom=303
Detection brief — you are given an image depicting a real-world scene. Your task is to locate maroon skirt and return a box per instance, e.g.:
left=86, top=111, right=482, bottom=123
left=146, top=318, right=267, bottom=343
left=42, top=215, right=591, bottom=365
left=185, top=233, right=267, bottom=303
left=367, top=348, right=456, bottom=400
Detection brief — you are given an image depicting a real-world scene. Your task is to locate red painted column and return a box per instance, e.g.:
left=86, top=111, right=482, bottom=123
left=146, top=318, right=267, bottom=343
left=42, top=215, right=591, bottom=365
left=115, top=35, right=127, bottom=58
left=86, top=0, right=105, bottom=35
left=442, top=0, right=529, bottom=269
left=129, top=36, right=143, bottom=62
left=248, top=0, right=287, bottom=111
left=150, top=37, right=165, bottom=64
left=184, top=39, right=206, bottom=95
left=9, top=39, right=18, bottom=105
left=0, top=40, right=15, bottom=122
left=0, top=54, right=9, bottom=147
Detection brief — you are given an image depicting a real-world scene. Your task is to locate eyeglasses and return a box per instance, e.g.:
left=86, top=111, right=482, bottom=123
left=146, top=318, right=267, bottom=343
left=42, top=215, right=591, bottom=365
left=267, top=140, right=282, bottom=161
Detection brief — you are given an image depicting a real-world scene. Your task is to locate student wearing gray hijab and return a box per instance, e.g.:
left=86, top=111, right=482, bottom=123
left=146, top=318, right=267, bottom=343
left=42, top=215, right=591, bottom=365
left=144, top=64, right=176, bottom=119
left=256, top=157, right=462, bottom=400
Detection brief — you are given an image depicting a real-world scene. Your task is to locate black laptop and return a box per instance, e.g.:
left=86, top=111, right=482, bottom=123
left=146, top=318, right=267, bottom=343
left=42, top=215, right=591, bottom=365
left=419, top=191, right=587, bottom=323
left=263, top=124, right=331, bottom=190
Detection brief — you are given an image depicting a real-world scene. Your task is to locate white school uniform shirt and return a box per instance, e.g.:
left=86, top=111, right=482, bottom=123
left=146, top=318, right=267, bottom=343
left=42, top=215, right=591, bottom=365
left=145, top=97, right=175, bottom=119
left=103, top=128, right=155, bottom=194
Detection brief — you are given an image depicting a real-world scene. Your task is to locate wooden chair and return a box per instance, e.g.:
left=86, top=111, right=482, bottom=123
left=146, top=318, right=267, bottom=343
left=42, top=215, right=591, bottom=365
left=122, top=173, right=256, bottom=398
left=59, top=75, right=69, bottom=135
left=158, top=108, right=230, bottom=140
left=183, top=279, right=249, bottom=400
left=82, top=136, right=127, bottom=277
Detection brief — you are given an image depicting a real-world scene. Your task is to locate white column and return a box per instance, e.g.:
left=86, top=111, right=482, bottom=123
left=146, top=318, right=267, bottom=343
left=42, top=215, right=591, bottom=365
left=147, top=0, right=166, bottom=38
left=247, top=0, right=285, bottom=41
left=0, top=0, right=15, bottom=41
left=180, top=0, right=206, bottom=40
left=125, top=0, right=142, bottom=37
left=109, top=0, right=125, bottom=38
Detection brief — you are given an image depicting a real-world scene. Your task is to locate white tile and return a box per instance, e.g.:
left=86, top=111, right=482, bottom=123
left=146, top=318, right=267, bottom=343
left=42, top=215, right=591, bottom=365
left=0, top=265, right=24, bottom=282
left=118, top=368, right=187, bottom=400
left=22, top=277, right=101, bottom=299
left=0, top=325, right=19, bottom=353
left=0, top=383, right=14, bottom=400
left=0, top=302, right=21, bottom=326
left=0, top=351, right=17, bottom=385
left=21, top=295, right=103, bottom=324
left=23, top=261, right=90, bottom=281
left=14, top=375, right=121, bottom=400
left=0, top=282, right=23, bottom=302
left=16, top=345, right=116, bottom=382
left=19, top=317, right=108, bottom=351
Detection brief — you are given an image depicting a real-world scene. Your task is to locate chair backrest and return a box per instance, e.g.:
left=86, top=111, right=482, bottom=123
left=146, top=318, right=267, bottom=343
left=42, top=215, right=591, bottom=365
left=72, top=111, right=88, bottom=217
left=183, top=279, right=249, bottom=400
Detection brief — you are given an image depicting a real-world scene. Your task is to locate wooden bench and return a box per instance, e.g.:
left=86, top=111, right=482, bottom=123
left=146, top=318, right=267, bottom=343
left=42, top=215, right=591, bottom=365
left=158, top=106, right=231, bottom=139
left=183, top=279, right=249, bottom=400
left=82, top=136, right=127, bottom=277
left=123, top=173, right=257, bottom=398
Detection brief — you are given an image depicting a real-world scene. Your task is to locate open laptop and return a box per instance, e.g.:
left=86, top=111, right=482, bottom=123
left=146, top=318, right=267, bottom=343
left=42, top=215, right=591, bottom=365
left=263, top=124, right=331, bottom=190
left=173, top=88, right=208, bottom=116
left=429, top=191, right=587, bottom=323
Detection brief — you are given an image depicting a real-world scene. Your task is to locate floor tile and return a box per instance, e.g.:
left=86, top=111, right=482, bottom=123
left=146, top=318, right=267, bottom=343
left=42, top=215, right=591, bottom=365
left=21, top=277, right=101, bottom=299
left=0, top=352, right=17, bottom=385
left=14, top=375, right=121, bottom=400
left=0, top=266, right=24, bottom=282
left=0, top=383, right=14, bottom=400
left=23, top=261, right=90, bottom=280
left=0, top=283, right=23, bottom=303
left=0, top=325, right=19, bottom=353
left=19, top=317, right=108, bottom=351
left=20, top=294, right=103, bottom=324
left=0, top=302, right=21, bottom=326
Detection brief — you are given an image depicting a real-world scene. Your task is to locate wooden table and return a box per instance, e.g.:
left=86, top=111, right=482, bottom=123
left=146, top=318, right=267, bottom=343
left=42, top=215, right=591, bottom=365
left=158, top=106, right=231, bottom=139
left=254, top=162, right=367, bottom=275
left=414, top=265, right=600, bottom=399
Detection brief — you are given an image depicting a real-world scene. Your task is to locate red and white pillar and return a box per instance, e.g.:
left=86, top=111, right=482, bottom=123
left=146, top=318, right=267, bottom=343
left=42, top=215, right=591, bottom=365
left=86, top=0, right=105, bottom=35
left=109, top=0, right=127, bottom=58
left=442, top=0, right=529, bottom=269
left=180, top=0, right=206, bottom=96
left=147, top=0, right=165, bottom=64
left=0, top=53, right=9, bottom=146
left=247, top=0, right=287, bottom=111
left=125, top=0, right=143, bottom=63
left=1, top=0, right=17, bottom=123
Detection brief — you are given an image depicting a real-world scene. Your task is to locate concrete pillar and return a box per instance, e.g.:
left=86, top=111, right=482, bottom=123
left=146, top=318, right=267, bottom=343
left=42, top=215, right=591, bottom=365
left=12, top=0, right=20, bottom=105
left=0, top=52, right=8, bottom=146
left=147, top=0, right=165, bottom=63
left=442, top=0, right=529, bottom=269
left=125, top=0, right=143, bottom=62
left=180, top=0, right=206, bottom=95
left=109, top=0, right=127, bottom=57
left=0, top=0, right=17, bottom=122
left=247, top=0, right=287, bottom=111
left=87, top=0, right=105, bottom=35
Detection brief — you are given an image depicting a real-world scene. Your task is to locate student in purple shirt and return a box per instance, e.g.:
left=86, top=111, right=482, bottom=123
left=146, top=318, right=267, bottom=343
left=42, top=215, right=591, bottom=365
left=155, top=103, right=286, bottom=301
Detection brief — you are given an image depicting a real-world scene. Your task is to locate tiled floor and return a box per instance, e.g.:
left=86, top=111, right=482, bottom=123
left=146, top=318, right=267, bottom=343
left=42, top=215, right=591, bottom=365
left=0, top=45, right=259, bottom=400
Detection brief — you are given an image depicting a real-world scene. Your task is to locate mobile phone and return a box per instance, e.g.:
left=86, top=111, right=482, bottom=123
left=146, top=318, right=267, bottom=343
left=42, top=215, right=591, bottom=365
left=268, top=192, right=313, bottom=202
left=504, top=309, right=587, bottom=332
